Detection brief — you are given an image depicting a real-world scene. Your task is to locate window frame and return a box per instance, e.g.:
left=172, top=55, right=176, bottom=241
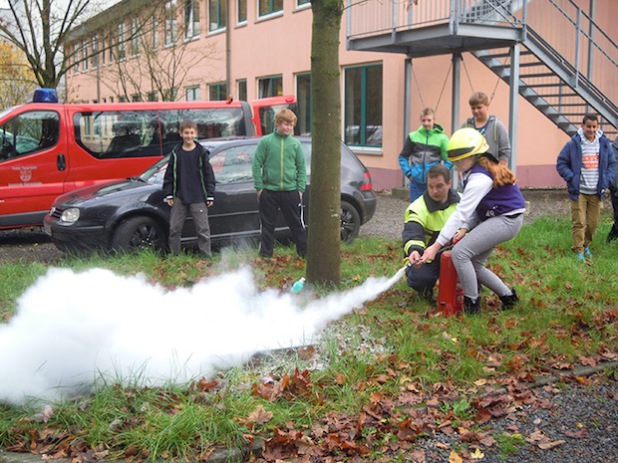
left=343, top=63, right=383, bottom=148
left=209, top=82, right=228, bottom=101
left=208, top=0, right=226, bottom=32
left=237, top=0, right=247, bottom=24
left=185, top=85, right=201, bottom=101
left=185, top=0, right=201, bottom=39
left=257, top=75, right=283, bottom=98
left=257, top=0, right=283, bottom=19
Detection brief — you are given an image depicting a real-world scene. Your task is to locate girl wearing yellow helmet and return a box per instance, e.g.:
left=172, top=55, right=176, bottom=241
left=417, top=128, right=525, bottom=314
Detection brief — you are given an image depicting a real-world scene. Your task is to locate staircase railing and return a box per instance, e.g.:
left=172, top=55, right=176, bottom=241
left=346, top=0, right=617, bottom=117
left=519, top=0, right=618, bottom=112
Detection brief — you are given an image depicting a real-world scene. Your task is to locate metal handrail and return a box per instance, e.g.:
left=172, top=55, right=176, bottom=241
left=346, top=0, right=617, bottom=117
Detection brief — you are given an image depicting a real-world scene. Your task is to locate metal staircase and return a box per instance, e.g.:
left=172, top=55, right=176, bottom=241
left=345, top=0, right=618, bottom=140
left=465, top=0, right=618, bottom=139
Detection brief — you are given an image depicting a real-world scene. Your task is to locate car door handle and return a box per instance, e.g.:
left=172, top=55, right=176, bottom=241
left=57, top=153, right=66, bottom=171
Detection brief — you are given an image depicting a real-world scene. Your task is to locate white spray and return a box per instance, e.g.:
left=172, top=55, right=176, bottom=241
left=0, top=266, right=406, bottom=405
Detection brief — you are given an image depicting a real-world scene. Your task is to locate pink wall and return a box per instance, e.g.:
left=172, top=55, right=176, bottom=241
left=66, top=0, right=617, bottom=190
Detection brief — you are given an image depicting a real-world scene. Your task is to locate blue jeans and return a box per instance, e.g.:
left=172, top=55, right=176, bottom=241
left=409, top=179, right=425, bottom=202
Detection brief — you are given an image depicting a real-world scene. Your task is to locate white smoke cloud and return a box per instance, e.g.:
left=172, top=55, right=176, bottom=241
left=0, top=266, right=405, bottom=405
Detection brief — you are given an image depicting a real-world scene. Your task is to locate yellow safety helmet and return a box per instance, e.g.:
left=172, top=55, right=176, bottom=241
left=447, top=128, right=489, bottom=162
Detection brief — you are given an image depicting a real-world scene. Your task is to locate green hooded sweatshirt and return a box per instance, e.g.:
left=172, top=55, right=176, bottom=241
left=252, top=131, right=307, bottom=192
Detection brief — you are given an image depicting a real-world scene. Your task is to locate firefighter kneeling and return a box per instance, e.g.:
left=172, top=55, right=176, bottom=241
left=403, top=164, right=459, bottom=303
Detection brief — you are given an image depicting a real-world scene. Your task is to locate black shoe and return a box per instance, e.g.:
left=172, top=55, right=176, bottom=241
left=499, top=288, right=519, bottom=310
left=607, top=225, right=618, bottom=243
left=463, top=296, right=481, bottom=315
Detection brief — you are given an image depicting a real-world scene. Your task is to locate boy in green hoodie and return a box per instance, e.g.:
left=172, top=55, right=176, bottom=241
left=398, top=108, right=451, bottom=202
left=252, top=109, right=307, bottom=258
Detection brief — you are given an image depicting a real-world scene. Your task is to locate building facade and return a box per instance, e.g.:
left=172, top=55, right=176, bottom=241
left=66, top=0, right=618, bottom=190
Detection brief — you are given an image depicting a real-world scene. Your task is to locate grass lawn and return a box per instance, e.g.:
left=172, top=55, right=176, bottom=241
left=0, top=216, right=616, bottom=462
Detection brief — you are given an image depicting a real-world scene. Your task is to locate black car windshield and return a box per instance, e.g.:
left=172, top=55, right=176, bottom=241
left=139, top=156, right=170, bottom=184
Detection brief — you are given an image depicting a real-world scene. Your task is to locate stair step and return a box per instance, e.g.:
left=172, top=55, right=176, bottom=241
left=520, top=72, right=559, bottom=78
left=488, top=61, right=544, bottom=70
left=533, top=92, right=577, bottom=97
left=478, top=50, right=534, bottom=59
left=526, top=83, right=572, bottom=89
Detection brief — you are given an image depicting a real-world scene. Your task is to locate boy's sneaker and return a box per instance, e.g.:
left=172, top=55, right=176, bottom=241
left=575, top=252, right=586, bottom=262
left=584, top=247, right=592, bottom=258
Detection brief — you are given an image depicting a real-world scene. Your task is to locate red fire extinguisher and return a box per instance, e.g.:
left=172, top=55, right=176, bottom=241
left=437, top=251, right=463, bottom=316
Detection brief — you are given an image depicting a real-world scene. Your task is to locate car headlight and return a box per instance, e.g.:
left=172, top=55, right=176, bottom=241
left=60, top=207, right=80, bottom=223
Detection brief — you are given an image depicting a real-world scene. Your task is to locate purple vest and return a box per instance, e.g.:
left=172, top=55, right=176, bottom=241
left=465, top=164, right=525, bottom=221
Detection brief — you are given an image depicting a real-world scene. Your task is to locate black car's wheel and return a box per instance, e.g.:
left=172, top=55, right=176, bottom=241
left=111, top=216, right=167, bottom=253
left=341, top=200, right=361, bottom=243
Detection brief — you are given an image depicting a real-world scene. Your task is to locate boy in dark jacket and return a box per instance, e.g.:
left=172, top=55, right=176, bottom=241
left=163, top=119, right=216, bottom=257
left=252, top=109, right=307, bottom=258
left=556, top=114, right=616, bottom=260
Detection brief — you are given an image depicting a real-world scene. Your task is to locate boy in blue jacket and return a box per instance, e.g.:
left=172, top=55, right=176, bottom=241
left=556, top=114, right=616, bottom=261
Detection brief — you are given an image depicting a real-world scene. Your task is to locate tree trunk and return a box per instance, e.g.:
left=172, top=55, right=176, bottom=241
left=306, top=0, right=344, bottom=287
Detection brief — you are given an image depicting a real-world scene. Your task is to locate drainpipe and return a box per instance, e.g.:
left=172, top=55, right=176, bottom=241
left=451, top=52, right=461, bottom=189
left=509, top=44, right=520, bottom=174
left=226, top=0, right=231, bottom=98
left=403, top=58, right=412, bottom=187
left=586, top=0, right=595, bottom=113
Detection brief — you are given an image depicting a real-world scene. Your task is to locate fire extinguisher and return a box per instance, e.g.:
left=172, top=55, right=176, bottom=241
left=437, top=250, right=463, bottom=316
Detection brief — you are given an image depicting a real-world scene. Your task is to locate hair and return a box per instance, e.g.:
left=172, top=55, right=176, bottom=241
left=582, top=113, right=599, bottom=125
left=468, top=91, right=489, bottom=107
left=274, top=108, right=297, bottom=126
left=420, top=107, right=435, bottom=118
left=179, top=119, right=197, bottom=132
left=478, top=156, right=517, bottom=187
left=427, top=164, right=451, bottom=183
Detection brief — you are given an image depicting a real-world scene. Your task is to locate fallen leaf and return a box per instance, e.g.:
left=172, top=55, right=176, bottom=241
left=470, top=447, right=485, bottom=459
left=247, top=405, right=273, bottom=425
left=538, top=440, right=566, bottom=450
left=448, top=450, right=463, bottom=463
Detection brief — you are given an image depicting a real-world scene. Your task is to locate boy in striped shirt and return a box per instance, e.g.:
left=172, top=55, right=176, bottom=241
left=557, top=114, right=616, bottom=261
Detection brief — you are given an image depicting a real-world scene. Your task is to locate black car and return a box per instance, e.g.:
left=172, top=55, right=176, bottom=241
left=43, top=137, right=377, bottom=254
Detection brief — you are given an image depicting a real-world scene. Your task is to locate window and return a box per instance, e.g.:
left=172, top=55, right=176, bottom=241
left=147, top=91, right=158, bottom=102
left=296, top=0, right=310, bottom=7
left=74, top=43, right=80, bottom=75
left=0, top=111, right=60, bottom=161
left=117, top=23, right=126, bottom=60
left=81, top=40, right=88, bottom=72
left=165, top=1, right=178, bottom=45
left=296, top=73, right=311, bottom=136
left=92, top=36, right=99, bottom=69
left=100, top=38, right=106, bottom=65
left=164, top=87, right=178, bottom=101
left=258, top=0, right=283, bottom=17
left=237, top=0, right=247, bottom=24
left=209, top=83, right=227, bottom=101
left=152, top=17, right=159, bottom=49
left=237, top=79, right=247, bottom=101
left=344, top=64, right=383, bottom=147
left=257, top=75, right=282, bottom=98
left=209, top=0, right=226, bottom=32
left=131, top=18, right=140, bottom=56
left=186, top=85, right=201, bottom=101
left=132, top=93, right=143, bottom=102
left=185, top=0, right=200, bottom=38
